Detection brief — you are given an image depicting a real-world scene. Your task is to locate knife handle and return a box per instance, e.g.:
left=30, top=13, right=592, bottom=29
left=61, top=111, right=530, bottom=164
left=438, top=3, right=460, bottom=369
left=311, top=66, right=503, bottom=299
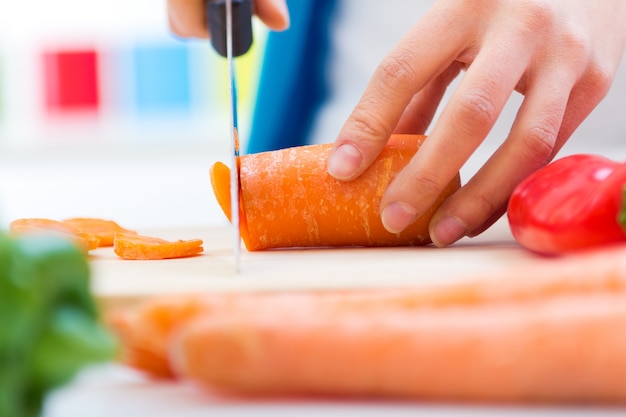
left=206, top=0, right=254, bottom=57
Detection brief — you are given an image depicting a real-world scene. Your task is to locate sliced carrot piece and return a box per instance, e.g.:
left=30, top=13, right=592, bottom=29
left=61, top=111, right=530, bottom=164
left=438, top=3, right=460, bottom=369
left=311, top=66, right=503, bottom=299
left=9, top=218, right=100, bottom=252
left=63, top=217, right=137, bottom=247
left=209, top=160, right=234, bottom=222
left=113, top=232, right=203, bottom=260
left=209, top=160, right=250, bottom=246
left=210, top=134, right=461, bottom=251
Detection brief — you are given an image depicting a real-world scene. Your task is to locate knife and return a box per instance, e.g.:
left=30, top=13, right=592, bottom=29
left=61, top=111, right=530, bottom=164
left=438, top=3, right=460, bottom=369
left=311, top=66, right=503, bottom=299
left=206, top=0, right=253, bottom=271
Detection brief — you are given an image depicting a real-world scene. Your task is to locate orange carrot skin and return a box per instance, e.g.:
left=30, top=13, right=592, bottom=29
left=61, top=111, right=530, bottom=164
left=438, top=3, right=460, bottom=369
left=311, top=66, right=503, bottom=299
left=211, top=134, right=461, bottom=251
left=113, top=233, right=203, bottom=260
left=177, top=294, right=626, bottom=403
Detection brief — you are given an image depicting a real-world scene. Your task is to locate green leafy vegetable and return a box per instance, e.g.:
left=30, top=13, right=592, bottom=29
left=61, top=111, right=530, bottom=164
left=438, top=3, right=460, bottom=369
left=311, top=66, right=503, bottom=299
left=0, top=232, right=116, bottom=417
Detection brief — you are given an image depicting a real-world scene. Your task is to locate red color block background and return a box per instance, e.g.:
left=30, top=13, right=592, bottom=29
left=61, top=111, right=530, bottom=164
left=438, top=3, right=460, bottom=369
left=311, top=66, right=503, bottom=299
left=43, top=50, right=100, bottom=113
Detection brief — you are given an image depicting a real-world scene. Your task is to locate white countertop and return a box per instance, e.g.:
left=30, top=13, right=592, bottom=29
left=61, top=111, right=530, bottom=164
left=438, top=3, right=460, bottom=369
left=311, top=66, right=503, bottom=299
left=43, top=364, right=626, bottom=417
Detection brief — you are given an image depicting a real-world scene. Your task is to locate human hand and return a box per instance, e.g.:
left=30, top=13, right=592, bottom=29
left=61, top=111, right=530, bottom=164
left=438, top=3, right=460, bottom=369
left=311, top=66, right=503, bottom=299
left=327, top=0, right=626, bottom=247
left=167, top=0, right=289, bottom=38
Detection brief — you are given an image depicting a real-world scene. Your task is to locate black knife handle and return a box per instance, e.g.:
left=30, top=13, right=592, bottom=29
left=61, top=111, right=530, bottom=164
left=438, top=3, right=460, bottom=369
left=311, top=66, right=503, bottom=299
left=206, top=0, right=253, bottom=57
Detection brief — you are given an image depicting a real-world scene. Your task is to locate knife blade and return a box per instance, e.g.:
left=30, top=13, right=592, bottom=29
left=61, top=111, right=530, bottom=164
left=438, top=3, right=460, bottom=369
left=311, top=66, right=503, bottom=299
left=206, top=0, right=253, bottom=272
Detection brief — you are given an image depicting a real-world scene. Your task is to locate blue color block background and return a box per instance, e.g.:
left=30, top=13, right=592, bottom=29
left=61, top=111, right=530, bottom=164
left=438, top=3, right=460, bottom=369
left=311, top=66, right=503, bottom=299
left=132, top=43, right=192, bottom=113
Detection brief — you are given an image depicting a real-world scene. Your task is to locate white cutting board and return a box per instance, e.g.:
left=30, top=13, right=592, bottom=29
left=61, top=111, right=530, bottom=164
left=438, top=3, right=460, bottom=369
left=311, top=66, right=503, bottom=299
left=91, top=218, right=547, bottom=309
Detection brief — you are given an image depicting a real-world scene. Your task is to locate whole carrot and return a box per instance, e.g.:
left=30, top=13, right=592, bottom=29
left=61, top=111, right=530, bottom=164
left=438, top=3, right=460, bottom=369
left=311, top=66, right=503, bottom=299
left=176, top=293, right=626, bottom=403
left=107, top=295, right=218, bottom=378
left=210, top=134, right=461, bottom=251
left=109, top=245, right=626, bottom=402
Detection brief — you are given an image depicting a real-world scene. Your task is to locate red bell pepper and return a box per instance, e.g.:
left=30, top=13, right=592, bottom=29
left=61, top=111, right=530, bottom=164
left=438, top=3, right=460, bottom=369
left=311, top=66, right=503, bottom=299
left=507, top=154, right=626, bottom=254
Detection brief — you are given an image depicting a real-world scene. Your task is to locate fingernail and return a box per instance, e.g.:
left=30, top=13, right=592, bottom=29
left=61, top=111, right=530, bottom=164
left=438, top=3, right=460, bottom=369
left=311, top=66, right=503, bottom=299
left=431, top=216, right=466, bottom=247
left=327, top=143, right=361, bottom=180
left=381, top=202, right=417, bottom=234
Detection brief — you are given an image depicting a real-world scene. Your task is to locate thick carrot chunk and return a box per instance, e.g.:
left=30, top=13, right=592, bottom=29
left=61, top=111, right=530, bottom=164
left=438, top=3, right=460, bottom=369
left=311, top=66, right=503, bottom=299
left=210, top=134, right=461, bottom=251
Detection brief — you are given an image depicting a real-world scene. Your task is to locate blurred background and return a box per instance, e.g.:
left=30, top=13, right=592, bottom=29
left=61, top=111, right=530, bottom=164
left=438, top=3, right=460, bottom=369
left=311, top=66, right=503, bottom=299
left=0, top=0, right=266, bottom=229
left=2, top=0, right=626, bottom=231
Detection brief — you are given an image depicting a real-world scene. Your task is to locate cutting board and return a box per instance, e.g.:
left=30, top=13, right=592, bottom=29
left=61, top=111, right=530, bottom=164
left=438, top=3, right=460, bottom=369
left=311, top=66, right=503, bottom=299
left=91, top=218, right=554, bottom=310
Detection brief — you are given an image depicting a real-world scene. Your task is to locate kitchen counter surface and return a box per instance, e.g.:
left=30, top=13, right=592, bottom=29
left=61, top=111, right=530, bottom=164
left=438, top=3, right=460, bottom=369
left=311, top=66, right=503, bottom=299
left=43, top=364, right=626, bottom=417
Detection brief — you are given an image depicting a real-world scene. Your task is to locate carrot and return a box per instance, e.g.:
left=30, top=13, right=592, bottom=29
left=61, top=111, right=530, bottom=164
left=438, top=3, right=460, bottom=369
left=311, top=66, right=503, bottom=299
left=63, top=217, right=137, bottom=247
left=109, top=245, right=626, bottom=403
left=106, top=310, right=174, bottom=378
left=177, top=293, right=626, bottom=403
left=210, top=134, right=461, bottom=251
left=9, top=218, right=100, bottom=252
left=107, top=295, right=232, bottom=378
left=113, top=232, right=204, bottom=260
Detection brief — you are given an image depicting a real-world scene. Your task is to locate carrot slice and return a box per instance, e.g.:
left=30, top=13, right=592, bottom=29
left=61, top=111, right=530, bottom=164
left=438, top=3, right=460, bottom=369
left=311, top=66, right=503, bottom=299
left=209, top=160, right=250, bottom=246
left=9, top=218, right=100, bottom=252
left=209, top=134, right=461, bottom=251
left=63, top=217, right=137, bottom=247
left=209, top=160, right=233, bottom=223
left=113, top=232, right=203, bottom=260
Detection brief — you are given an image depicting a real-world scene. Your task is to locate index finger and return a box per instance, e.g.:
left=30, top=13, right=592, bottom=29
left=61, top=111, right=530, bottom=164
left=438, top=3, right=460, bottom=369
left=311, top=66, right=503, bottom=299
left=327, top=7, right=473, bottom=181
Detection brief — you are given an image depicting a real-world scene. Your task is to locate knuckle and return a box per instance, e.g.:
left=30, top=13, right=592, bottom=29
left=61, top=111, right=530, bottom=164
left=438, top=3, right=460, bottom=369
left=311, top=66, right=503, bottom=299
left=468, top=191, right=498, bottom=220
left=559, top=28, right=591, bottom=67
left=517, top=0, right=557, bottom=33
left=408, top=171, right=447, bottom=199
left=452, top=91, right=498, bottom=136
left=584, top=64, right=613, bottom=98
left=345, top=108, right=393, bottom=141
left=521, top=124, right=557, bottom=165
left=375, top=53, right=419, bottom=96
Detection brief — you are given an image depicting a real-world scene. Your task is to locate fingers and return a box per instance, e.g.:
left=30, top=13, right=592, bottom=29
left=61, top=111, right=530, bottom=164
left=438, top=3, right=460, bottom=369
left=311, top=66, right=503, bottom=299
left=168, top=0, right=208, bottom=38
left=327, top=8, right=472, bottom=181
left=428, top=40, right=617, bottom=247
left=393, top=62, right=463, bottom=135
left=429, top=65, right=576, bottom=247
left=554, top=64, right=614, bottom=153
left=168, top=0, right=290, bottom=39
left=379, top=34, right=534, bottom=235
left=328, top=0, right=625, bottom=246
